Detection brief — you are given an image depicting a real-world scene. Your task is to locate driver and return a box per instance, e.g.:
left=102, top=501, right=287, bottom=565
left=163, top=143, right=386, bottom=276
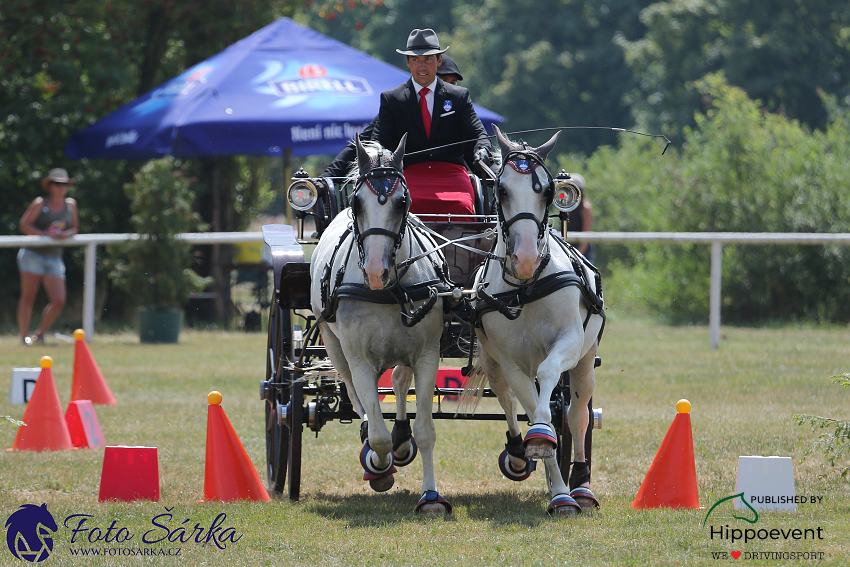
left=321, top=55, right=467, bottom=180
left=377, top=29, right=492, bottom=220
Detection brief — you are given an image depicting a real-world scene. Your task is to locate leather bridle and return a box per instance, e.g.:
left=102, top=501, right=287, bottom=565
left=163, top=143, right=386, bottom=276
left=480, top=144, right=556, bottom=286
left=351, top=162, right=412, bottom=289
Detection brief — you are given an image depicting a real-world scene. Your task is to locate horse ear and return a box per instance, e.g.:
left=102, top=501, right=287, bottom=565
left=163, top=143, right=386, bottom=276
left=391, top=133, right=407, bottom=171
left=355, top=133, right=372, bottom=175
left=494, top=125, right=515, bottom=156
left=533, top=130, right=561, bottom=162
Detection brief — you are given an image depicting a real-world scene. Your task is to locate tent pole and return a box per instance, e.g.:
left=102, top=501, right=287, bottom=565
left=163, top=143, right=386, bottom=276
left=283, top=148, right=292, bottom=225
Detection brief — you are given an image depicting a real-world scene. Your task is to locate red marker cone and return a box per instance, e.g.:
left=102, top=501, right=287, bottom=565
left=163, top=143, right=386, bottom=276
left=71, top=329, right=116, bottom=405
left=65, top=400, right=106, bottom=448
left=98, top=446, right=160, bottom=502
left=204, top=391, right=271, bottom=502
left=11, top=357, right=73, bottom=452
left=632, top=399, right=700, bottom=509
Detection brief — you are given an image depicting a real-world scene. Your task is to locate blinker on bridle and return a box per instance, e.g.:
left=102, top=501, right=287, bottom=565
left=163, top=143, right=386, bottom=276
left=351, top=156, right=412, bottom=287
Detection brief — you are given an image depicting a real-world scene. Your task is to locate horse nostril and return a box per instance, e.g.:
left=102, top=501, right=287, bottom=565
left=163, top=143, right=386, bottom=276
left=381, top=269, right=390, bottom=284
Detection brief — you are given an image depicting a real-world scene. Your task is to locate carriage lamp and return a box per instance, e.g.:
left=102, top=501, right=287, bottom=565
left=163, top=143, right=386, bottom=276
left=287, top=178, right=319, bottom=211
left=552, top=170, right=582, bottom=213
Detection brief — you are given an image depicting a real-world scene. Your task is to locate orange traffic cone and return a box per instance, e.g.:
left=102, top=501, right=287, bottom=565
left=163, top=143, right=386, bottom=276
left=11, top=357, right=73, bottom=452
left=632, top=399, right=700, bottom=509
left=71, top=329, right=116, bottom=405
left=204, top=391, right=271, bottom=502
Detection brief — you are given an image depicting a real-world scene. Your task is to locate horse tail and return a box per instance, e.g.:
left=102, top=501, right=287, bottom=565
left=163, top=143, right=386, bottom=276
left=455, top=363, right=488, bottom=417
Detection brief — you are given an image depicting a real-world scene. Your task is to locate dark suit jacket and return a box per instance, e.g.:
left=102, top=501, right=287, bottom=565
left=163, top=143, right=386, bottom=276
left=377, top=78, right=491, bottom=170
left=321, top=117, right=379, bottom=179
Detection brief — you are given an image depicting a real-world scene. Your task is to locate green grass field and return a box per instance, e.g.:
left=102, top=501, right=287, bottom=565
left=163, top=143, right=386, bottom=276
left=1, top=322, right=848, bottom=566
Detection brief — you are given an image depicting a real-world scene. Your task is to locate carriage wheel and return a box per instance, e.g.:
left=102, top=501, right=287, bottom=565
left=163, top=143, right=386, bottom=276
left=286, top=379, right=304, bottom=501
left=265, top=300, right=291, bottom=494
left=554, top=371, right=593, bottom=487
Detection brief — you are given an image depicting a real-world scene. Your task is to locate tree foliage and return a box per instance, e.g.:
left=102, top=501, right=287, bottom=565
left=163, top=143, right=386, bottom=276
left=620, top=0, right=850, bottom=141
left=0, top=0, right=299, bottom=327
left=2, top=0, right=849, bottom=328
left=573, top=75, right=850, bottom=323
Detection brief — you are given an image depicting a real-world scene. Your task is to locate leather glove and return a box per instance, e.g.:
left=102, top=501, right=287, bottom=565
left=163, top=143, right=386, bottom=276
left=475, top=146, right=493, bottom=166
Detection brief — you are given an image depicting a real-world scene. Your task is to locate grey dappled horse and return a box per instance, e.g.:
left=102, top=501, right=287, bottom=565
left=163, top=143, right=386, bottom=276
left=473, top=125, right=605, bottom=515
left=309, top=134, right=452, bottom=514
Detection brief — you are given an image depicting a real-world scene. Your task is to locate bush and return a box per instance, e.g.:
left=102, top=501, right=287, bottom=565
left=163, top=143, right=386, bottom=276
left=794, top=374, right=850, bottom=479
left=571, top=74, right=850, bottom=324
left=109, top=158, right=210, bottom=309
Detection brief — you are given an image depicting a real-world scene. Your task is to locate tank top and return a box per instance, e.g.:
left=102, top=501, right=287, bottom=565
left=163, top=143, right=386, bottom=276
left=33, top=200, right=72, bottom=257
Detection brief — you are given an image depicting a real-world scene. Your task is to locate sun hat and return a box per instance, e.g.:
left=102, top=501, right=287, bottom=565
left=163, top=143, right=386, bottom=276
left=396, top=29, right=449, bottom=56
left=41, top=168, right=75, bottom=190
left=436, top=55, right=463, bottom=81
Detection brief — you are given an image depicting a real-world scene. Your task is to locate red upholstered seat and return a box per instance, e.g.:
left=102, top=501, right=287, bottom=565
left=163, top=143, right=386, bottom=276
left=403, top=161, right=475, bottom=221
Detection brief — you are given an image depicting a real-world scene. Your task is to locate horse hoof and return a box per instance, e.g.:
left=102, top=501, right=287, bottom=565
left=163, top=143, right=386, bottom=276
left=417, top=503, right=448, bottom=516
left=414, top=490, right=453, bottom=515
left=369, top=474, right=395, bottom=493
left=525, top=439, right=556, bottom=460
left=547, top=494, right=581, bottom=517
left=570, top=486, right=600, bottom=510
left=393, top=437, right=418, bottom=467
left=549, top=504, right=581, bottom=517
left=498, top=449, right=536, bottom=481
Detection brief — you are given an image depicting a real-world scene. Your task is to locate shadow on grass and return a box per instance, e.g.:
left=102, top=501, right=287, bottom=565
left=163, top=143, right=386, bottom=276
left=305, top=490, right=563, bottom=528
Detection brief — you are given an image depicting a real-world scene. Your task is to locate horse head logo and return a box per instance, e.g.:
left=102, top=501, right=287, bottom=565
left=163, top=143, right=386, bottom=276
left=702, top=492, right=759, bottom=527
left=5, top=503, right=58, bottom=562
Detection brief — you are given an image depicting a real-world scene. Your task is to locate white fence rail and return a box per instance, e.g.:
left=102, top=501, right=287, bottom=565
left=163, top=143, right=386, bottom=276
left=3, top=231, right=850, bottom=347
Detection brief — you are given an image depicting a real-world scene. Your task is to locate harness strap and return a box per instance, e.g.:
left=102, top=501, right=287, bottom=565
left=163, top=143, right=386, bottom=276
left=476, top=271, right=585, bottom=322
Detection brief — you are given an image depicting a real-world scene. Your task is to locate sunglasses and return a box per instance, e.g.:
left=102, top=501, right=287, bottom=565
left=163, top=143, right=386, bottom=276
left=52, top=181, right=69, bottom=186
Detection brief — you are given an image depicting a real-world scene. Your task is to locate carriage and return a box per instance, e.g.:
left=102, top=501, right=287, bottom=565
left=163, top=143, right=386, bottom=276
left=258, top=128, right=604, bottom=514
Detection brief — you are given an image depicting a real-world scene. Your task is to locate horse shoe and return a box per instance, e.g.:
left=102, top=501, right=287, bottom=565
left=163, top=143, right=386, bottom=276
left=570, top=486, right=600, bottom=510
left=360, top=440, right=397, bottom=492
left=547, top=493, right=582, bottom=517
left=523, top=423, right=558, bottom=459
left=414, top=490, right=452, bottom=516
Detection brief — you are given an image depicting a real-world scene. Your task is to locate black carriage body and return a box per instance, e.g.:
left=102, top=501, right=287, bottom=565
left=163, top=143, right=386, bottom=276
left=259, top=178, right=600, bottom=500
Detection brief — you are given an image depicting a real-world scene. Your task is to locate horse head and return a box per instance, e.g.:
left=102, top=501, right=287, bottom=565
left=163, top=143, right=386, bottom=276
left=492, top=125, right=561, bottom=281
left=353, top=133, right=410, bottom=290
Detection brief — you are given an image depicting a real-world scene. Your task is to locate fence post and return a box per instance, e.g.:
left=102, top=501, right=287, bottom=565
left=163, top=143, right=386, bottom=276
left=83, top=242, right=97, bottom=341
left=709, top=240, right=722, bottom=349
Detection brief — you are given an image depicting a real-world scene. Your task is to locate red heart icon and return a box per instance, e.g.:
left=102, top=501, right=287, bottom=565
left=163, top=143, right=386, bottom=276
left=731, top=551, right=742, bottom=559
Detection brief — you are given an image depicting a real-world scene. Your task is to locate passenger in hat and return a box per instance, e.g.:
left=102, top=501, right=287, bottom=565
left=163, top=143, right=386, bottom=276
left=376, top=28, right=492, bottom=220
left=17, top=168, right=79, bottom=345
left=321, top=54, right=468, bottom=180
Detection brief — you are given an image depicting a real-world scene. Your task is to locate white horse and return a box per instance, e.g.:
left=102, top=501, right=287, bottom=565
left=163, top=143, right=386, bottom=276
left=473, top=125, right=605, bottom=515
left=309, top=133, right=453, bottom=514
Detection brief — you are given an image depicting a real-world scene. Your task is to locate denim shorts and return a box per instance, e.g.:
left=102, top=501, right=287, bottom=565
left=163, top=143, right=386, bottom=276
left=17, top=248, right=66, bottom=279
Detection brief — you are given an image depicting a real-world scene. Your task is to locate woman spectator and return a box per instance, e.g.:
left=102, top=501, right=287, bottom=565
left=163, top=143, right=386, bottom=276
left=17, top=168, right=79, bottom=345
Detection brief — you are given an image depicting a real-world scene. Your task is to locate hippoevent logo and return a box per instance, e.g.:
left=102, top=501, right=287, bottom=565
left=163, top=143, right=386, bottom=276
left=268, top=64, right=373, bottom=99
left=703, top=492, right=826, bottom=561
left=5, top=504, right=57, bottom=562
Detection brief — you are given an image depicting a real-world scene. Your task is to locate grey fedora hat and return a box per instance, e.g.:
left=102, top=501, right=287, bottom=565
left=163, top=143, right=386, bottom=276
left=436, top=54, right=463, bottom=81
left=396, top=29, right=449, bottom=56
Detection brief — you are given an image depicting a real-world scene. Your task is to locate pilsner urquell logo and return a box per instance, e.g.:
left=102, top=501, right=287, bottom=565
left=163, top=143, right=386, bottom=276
left=5, top=504, right=58, bottom=562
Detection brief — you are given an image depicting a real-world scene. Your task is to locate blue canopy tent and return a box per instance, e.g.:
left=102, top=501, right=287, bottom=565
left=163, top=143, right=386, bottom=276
left=65, top=17, right=504, bottom=160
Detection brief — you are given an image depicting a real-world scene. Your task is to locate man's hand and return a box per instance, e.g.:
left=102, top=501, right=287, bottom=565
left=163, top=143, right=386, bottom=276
left=474, top=147, right=493, bottom=166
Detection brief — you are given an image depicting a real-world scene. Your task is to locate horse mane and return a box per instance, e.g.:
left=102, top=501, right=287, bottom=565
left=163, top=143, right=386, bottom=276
left=344, top=139, right=394, bottom=184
